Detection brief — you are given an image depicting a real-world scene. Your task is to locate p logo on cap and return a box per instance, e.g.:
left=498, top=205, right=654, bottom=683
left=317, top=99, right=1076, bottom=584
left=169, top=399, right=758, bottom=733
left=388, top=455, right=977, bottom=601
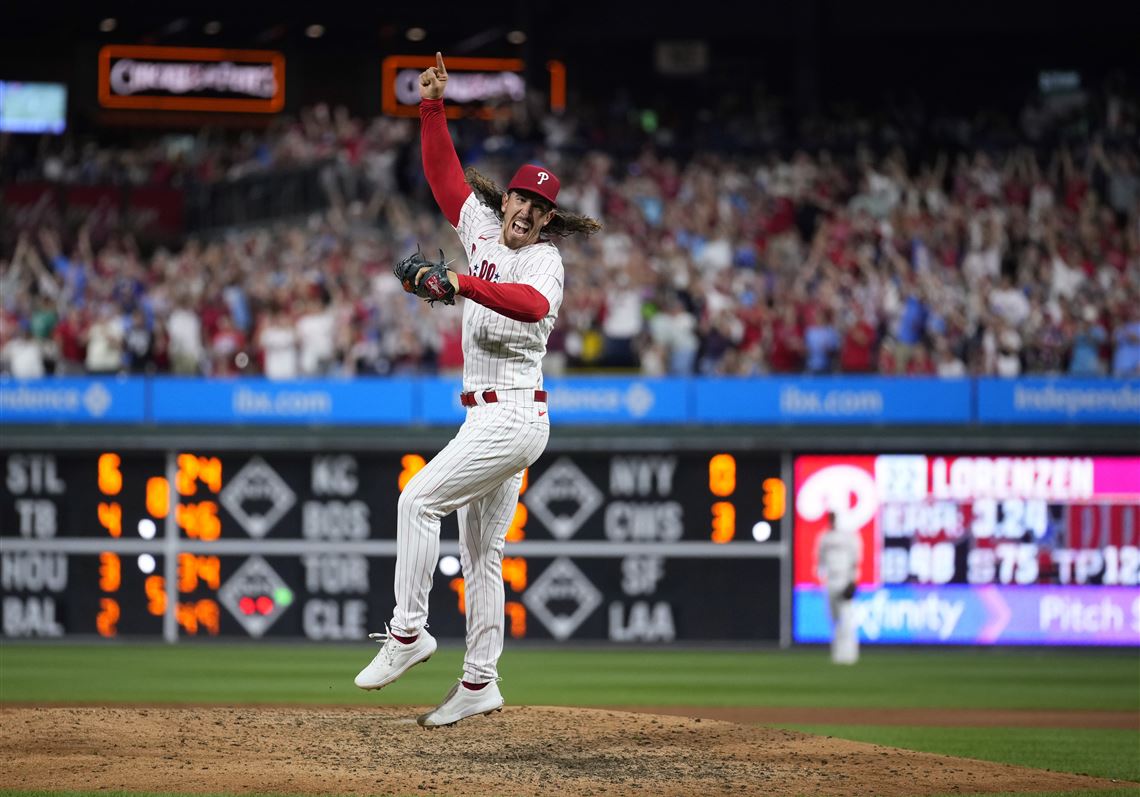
left=507, top=164, right=560, bottom=207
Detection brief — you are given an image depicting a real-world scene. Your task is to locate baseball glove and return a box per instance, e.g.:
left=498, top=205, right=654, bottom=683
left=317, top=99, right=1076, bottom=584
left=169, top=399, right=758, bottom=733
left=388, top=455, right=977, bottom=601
left=841, top=582, right=857, bottom=601
left=394, top=246, right=456, bottom=306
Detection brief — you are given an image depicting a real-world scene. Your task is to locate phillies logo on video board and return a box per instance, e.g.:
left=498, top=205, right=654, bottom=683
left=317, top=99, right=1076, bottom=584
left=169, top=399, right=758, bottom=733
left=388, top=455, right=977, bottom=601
left=98, top=45, right=285, bottom=113
left=793, top=455, right=881, bottom=587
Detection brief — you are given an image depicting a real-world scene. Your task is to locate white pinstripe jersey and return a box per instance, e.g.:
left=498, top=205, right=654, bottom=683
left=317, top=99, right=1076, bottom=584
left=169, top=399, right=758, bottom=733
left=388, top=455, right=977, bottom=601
left=455, top=192, right=564, bottom=392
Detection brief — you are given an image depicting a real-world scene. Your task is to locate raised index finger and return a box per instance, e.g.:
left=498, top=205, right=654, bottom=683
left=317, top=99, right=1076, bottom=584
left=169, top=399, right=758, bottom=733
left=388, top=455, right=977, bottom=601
left=435, top=52, right=447, bottom=77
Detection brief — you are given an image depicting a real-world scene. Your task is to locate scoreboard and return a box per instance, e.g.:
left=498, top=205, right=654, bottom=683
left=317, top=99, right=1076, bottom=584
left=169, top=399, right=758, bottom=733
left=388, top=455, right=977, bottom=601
left=2, top=449, right=787, bottom=642
left=792, top=454, right=1140, bottom=646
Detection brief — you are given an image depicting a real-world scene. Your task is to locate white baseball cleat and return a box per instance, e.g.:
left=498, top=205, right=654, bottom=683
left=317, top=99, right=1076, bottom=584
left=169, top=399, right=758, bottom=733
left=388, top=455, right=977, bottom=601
left=417, top=679, right=504, bottom=728
left=354, top=626, right=437, bottom=690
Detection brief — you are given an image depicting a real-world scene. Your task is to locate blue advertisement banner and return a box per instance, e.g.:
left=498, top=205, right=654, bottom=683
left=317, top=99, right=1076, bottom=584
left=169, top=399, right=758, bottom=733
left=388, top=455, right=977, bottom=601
left=150, top=378, right=415, bottom=425
left=694, top=377, right=972, bottom=424
left=419, top=377, right=466, bottom=425
left=543, top=377, right=690, bottom=424
left=3, top=375, right=1136, bottom=426
left=419, top=377, right=690, bottom=425
left=0, top=377, right=146, bottom=424
left=977, top=377, right=1140, bottom=425
left=794, top=585, right=1140, bottom=646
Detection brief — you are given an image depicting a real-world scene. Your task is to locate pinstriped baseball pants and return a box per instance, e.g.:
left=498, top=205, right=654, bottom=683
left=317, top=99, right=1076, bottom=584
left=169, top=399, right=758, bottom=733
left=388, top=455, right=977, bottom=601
left=391, top=396, right=549, bottom=683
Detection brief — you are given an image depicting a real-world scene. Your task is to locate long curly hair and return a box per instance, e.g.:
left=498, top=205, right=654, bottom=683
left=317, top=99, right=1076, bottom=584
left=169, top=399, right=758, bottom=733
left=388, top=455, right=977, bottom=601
left=465, top=166, right=603, bottom=238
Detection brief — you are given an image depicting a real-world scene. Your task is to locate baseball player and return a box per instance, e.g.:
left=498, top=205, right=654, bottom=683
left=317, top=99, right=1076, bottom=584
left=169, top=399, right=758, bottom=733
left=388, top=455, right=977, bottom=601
left=814, top=510, right=863, bottom=665
left=354, top=52, right=600, bottom=728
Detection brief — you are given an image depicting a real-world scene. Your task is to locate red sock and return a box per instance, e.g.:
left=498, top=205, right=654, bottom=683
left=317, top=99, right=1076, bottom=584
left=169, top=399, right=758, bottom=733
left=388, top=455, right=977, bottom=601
left=391, top=632, right=418, bottom=644
left=462, top=680, right=488, bottom=690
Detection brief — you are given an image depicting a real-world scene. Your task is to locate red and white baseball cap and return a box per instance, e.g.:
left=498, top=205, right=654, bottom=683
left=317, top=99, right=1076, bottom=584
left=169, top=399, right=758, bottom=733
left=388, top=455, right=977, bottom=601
left=507, top=164, right=560, bottom=207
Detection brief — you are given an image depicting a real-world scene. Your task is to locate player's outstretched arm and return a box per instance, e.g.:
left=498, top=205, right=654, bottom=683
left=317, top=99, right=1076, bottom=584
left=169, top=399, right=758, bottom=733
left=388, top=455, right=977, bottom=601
left=420, top=52, right=471, bottom=226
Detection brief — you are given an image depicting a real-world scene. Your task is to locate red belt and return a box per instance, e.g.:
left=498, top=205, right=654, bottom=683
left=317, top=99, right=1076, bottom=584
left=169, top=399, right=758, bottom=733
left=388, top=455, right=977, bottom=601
left=460, top=389, right=548, bottom=407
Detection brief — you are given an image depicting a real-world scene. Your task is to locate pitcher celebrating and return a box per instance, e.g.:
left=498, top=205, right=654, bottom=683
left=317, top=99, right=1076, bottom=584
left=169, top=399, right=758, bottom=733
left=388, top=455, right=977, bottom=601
left=354, top=52, right=601, bottom=728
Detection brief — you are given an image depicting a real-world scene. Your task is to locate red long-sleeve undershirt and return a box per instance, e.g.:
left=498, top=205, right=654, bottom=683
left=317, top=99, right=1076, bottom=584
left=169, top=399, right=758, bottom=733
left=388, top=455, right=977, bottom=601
left=456, top=275, right=550, bottom=323
left=420, top=98, right=471, bottom=227
left=422, top=98, right=550, bottom=324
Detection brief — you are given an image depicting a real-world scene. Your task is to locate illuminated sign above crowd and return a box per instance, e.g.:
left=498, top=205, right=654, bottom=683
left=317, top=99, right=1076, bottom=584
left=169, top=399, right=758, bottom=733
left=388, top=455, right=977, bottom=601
left=381, top=55, right=566, bottom=118
left=98, top=45, right=285, bottom=113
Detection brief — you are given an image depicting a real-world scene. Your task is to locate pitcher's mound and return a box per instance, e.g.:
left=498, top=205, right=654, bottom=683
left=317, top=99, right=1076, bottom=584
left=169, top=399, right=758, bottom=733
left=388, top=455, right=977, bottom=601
left=0, top=706, right=1131, bottom=796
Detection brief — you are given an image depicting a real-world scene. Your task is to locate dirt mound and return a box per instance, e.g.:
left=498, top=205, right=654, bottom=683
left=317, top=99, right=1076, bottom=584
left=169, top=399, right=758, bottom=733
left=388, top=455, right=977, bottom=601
left=614, top=705, right=1140, bottom=729
left=1, top=706, right=1132, bottom=797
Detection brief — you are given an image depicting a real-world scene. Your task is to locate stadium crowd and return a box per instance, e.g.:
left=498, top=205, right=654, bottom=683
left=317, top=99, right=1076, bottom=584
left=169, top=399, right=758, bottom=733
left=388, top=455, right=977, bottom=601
left=2, top=90, right=1139, bottom=381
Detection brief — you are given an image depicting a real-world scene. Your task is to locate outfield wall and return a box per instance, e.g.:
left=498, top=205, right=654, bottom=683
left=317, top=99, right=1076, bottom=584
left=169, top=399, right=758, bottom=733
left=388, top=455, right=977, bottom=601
left=2, top=374, right=1138, bottom=426
left=2, top=385, right=1138, bottom=648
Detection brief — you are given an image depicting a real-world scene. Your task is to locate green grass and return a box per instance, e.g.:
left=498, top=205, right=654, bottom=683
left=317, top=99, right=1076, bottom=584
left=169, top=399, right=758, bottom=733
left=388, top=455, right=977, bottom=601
left=2, top=644, right=1137, bottom=711
left=778, top=725, right=1140, bottom=783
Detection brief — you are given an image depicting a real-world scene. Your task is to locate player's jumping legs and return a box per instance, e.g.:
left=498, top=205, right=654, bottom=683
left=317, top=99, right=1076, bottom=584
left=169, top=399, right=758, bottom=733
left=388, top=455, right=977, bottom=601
left=391, top=403, right=548, bottom=637
left=456, top=471, right=525, bottom=683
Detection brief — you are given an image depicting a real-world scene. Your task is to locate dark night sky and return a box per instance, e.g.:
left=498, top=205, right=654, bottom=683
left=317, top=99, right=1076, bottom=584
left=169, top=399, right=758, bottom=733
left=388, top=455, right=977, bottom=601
left=2, top=1, right=1137, bottom=127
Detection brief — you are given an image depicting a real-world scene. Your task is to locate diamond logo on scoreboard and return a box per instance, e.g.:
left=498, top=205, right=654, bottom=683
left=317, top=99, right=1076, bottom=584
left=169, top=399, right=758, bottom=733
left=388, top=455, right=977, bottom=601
left=524, top=457, right=603, bottom=540
left=217, top=555, right=293, bottom=637
left=219, top=456, right=296, bottom=538
left=522, top=557, right=602, bottom=640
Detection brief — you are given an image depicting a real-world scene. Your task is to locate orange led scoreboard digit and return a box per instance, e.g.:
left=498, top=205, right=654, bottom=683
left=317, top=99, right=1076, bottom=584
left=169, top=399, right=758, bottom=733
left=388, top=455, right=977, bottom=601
left=3, top=449, right=786, bottom=643
left=2, top=452, right=168, bottom=637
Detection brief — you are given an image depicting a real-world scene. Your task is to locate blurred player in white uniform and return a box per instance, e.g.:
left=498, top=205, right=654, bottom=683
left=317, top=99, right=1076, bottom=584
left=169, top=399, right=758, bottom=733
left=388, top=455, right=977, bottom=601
left=354, top=53, right=601, bottom=727
left=815, top=510, right=863, bottom=665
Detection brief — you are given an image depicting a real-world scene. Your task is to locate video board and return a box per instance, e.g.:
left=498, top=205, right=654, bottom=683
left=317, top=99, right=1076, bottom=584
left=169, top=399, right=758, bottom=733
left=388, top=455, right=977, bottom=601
left=792, top=454, right=1140, bottom=646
